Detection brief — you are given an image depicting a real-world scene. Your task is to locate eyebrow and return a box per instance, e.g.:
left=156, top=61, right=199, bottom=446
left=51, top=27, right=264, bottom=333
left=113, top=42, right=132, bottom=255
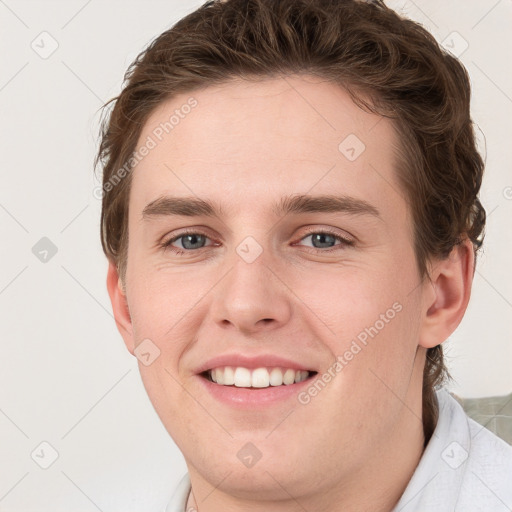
left=141, top=193, right=381, bottom=221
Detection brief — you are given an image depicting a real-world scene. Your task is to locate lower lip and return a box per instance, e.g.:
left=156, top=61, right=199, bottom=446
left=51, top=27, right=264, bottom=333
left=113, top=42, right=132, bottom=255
left=197, top=374, right=316, bottom=408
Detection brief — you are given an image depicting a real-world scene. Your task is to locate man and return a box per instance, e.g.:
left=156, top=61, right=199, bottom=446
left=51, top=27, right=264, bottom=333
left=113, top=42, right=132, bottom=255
left=96, top=0, right=512, bottom=510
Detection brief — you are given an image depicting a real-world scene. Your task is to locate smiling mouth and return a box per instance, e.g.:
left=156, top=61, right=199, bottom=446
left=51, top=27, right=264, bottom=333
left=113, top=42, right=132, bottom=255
left=200, top=367, right=318, bottom=389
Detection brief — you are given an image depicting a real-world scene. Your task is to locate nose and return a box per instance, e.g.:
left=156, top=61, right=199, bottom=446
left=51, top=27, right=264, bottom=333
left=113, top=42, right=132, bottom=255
left=209, top=248, right=292, bottom=335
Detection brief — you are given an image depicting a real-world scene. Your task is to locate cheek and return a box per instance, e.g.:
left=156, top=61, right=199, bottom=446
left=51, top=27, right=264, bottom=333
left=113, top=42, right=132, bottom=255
left=330, top=289, right=422, bottom=420
left=126, top=260, right=204, bottom=339
left=300, top=259, right=421, bottom=389
left=293, top=260, right=413, bottom=337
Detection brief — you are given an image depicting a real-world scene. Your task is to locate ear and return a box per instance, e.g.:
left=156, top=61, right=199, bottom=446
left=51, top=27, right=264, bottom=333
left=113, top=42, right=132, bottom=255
left=419, top=238, right=475, bottom=349
left=106, top=261, right=135, bottom=356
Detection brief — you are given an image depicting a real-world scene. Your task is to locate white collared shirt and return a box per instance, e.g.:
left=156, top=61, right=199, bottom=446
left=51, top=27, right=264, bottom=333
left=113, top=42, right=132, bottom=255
left=165, top=388, right=512, bottom=512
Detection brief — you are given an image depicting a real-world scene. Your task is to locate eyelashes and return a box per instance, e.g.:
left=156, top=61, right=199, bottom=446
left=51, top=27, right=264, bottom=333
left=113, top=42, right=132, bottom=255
left=160, top=228, right=355, bottom=256
left=297, top=230, right=355, bottom=253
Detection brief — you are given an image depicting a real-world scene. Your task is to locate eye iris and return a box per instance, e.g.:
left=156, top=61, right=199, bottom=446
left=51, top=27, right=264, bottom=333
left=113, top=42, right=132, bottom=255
left=312, top=233, right=336, bottom=249
left=181, top=234, right=206, bottom=250
left=172, top=232, right=342, bottom=251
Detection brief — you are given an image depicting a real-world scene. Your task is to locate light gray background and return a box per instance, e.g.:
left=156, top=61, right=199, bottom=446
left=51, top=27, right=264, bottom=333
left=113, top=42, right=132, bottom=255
left=1, top=0, right=511, bottom=510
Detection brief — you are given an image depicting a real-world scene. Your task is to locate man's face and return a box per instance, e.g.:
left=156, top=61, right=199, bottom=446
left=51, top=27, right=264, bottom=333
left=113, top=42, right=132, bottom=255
left=120, top=75, right=431, bottom=497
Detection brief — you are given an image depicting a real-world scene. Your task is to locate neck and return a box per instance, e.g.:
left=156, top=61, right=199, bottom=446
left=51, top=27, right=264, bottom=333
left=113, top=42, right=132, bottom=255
left=185, top=354, right=430, bottom=512
left=186, top=419, right=425, bottom=511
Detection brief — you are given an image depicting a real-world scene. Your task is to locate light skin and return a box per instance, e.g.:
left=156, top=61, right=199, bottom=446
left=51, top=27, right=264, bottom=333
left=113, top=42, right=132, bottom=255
left=107, top=75, right=474, bottom=512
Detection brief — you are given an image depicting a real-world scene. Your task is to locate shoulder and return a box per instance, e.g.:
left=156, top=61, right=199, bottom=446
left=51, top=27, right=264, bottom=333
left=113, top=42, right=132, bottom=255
left=442, top=390, right=512, bottom=510
left=392, top=388, right=512, bottom=512
left=457, top=415, right=512, bottom=509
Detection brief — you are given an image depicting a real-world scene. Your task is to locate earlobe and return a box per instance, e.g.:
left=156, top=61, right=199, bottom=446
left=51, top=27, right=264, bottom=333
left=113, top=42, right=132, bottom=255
left=106, top=261, right=135, bottom=356
left=419, top=239, right=474, bottom=349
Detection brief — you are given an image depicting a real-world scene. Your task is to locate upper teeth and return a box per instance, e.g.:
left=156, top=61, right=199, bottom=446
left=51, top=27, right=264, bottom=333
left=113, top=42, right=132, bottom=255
left=208, top=367, right=310, bottom=388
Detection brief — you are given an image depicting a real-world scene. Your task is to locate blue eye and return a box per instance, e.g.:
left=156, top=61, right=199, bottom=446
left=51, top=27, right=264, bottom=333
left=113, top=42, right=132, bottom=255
left=169, top=233, right=208, bottom=250
left=161, top=231, right=213, bottom=255
left=161, top=229, right=354, bottom=255
left=298, top=231, right=354, bottom=251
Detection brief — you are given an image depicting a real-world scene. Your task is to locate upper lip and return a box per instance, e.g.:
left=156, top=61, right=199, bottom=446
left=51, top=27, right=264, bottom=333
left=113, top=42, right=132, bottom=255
left=194, top=353, right=318, bottom=374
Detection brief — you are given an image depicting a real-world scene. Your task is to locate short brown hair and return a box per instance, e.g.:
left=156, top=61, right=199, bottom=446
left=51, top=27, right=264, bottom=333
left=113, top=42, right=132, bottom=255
left=95, top=0, right=486, bottom=441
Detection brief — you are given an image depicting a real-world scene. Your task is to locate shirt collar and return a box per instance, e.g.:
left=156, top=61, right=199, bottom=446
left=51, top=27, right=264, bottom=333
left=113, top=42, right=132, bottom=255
left=391, top=387, right=470, bottom=511
left=165, top=471, right=191, bottom=512
left=165, top=388, right=470, bottom=512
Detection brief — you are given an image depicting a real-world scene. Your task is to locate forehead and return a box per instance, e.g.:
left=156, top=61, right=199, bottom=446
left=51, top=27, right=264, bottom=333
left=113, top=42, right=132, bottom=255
left=129, top=75, right=405, bottom=219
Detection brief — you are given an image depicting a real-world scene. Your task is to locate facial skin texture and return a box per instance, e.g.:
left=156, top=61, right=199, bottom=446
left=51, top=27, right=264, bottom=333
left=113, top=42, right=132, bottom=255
left=107, top=75, right=474, bottom=512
